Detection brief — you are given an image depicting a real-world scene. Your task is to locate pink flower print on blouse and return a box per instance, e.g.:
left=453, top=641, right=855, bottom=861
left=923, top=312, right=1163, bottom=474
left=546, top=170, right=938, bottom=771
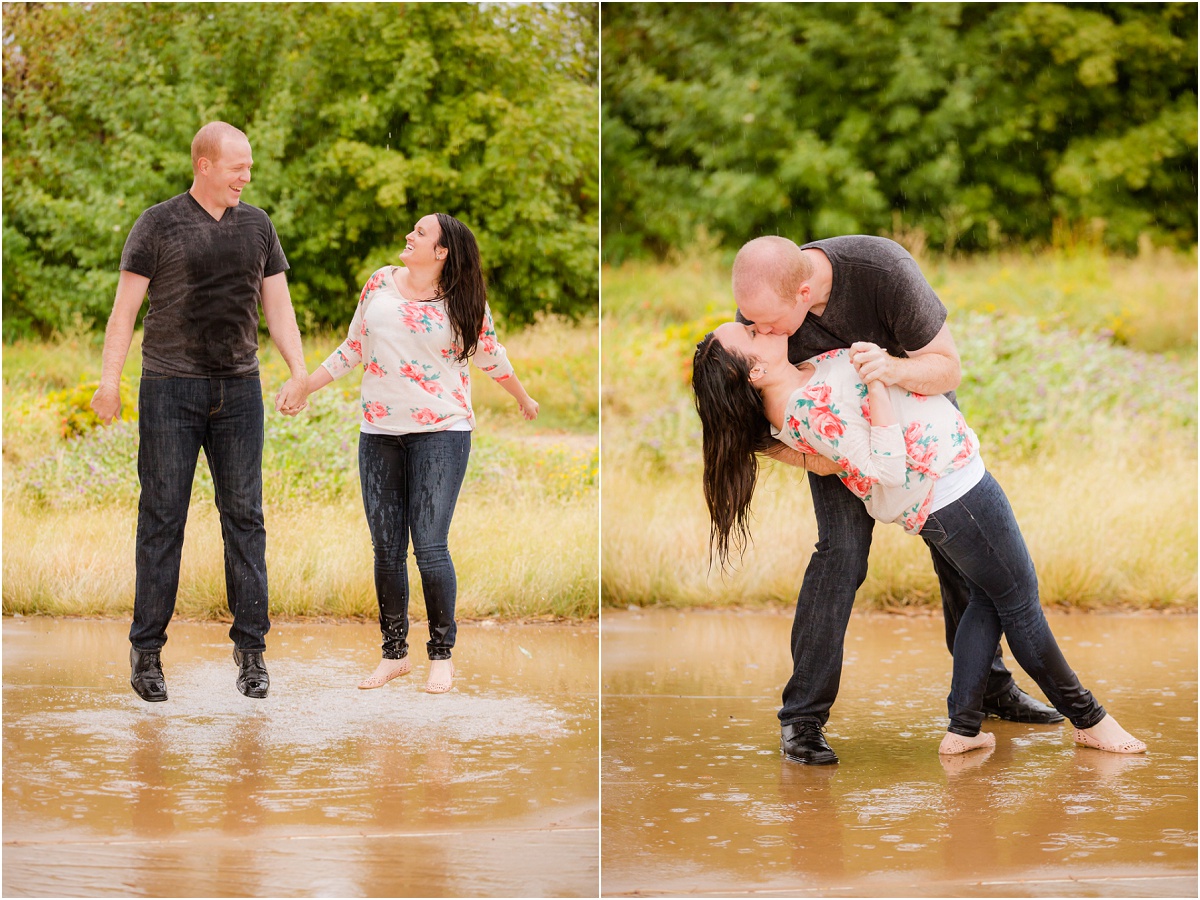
left=401, top=303, right=445, bottom=333
left=411, top=408, right=455, bottom=426
left=397, top=360, right=444, bottom=395
left=365, top=355, right=387, bottom=377
left=440, top=344, right=463, bottom=362
left=837, top=457, right=878, bottom=500
left=903, top=490, right=936, bottom=533
left=785, top=416, right=819, bottom=455
left=450, top=387, right=472, bottom=413
left=347, top=338, right=362, bottom=356
left=802, top=382, right=833, bottom=406
left=479, top=332, right=499, bottom=354
left=807, top=405, right=846, bottom=442
left=812, top=349, right=843, bottom=364
left=362, top=400, right=391, bottom=423
left=860, top=399, right=871, bottom=425
left=360, top=270, right=387, bottom=302
left=904, top=422, right=939, bottom=475
left=948, top=413, right=976, bottom=468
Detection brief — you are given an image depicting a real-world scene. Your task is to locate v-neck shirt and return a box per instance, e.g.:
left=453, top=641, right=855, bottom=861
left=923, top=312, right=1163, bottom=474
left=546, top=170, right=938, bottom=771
left=120, top=192, right=289, bottom=377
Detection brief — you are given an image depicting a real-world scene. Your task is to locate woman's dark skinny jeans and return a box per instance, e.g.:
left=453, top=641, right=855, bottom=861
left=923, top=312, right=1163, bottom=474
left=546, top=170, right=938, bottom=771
left=779, top=469, right=1018, bottom=727
left=920, top=472, right=1106, bottom=736
left=359, top=430, right=470, bottom=661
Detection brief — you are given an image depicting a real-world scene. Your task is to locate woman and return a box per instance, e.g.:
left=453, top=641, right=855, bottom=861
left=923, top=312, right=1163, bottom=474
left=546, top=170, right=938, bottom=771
left=692, top=321, right=1145, bottom=755
left=302, top=213, right=538, bottom=694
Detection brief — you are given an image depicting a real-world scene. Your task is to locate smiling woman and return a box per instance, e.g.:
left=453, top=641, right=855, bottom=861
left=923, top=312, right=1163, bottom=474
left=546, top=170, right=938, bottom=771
left=299, top=211, right=540, bottom=695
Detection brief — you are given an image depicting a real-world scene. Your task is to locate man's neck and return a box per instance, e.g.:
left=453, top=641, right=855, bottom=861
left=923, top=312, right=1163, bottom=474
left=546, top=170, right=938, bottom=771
left=188, top=186, right=228, bottom=222
left=802, top=248, right=833, bottom=315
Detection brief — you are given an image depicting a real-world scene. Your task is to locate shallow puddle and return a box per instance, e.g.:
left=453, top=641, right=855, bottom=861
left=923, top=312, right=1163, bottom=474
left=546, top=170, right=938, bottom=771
left=3, top=617, right=598, bottom=897
left=602, top=609, right=1197, bottom=897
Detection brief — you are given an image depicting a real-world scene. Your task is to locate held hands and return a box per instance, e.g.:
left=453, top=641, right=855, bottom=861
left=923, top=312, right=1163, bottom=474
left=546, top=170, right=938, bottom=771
left=849, top=342, right=895, bottom=386
left=274, top=374, right=310, bottom=416
left=90, top=384, right=122, bottom=425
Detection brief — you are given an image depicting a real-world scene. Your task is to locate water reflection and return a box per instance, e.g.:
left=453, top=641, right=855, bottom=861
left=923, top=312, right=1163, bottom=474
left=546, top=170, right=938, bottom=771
left=3, top=618, right=598, bottom=897
left=602, top=609, right=1197, bottom=896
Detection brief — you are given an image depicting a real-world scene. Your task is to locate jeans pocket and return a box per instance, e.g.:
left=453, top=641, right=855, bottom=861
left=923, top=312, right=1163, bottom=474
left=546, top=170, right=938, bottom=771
left=919, top=514, right=948, bottom=545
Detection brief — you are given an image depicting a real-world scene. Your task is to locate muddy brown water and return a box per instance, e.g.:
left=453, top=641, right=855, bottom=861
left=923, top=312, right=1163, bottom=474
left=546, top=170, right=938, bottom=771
left=3, top=618, right=598, bottom=897
left=602, top=609, right=1196, bottom=898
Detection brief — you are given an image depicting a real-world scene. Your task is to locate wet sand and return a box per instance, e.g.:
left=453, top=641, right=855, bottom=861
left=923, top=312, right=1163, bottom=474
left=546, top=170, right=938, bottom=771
left=3, top=617, right=598, bottom=897
left=602, top=609, right=1197, bottom=897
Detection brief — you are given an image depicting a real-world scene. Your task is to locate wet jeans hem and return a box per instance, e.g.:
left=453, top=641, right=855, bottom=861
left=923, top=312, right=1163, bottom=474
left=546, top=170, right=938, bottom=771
left=1072, top=706, right=1107, bottom=730
left=779, top=714, right=826, bottom=729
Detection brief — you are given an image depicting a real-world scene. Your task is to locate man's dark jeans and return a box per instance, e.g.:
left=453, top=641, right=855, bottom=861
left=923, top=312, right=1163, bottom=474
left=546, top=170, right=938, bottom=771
left=921, top=472, right=1105, bottom=736
left=778, top=470, right=1018, bottom=726
left=130, top=372, right=269, bottom=653
left=359, top=430, right=471, bottom=662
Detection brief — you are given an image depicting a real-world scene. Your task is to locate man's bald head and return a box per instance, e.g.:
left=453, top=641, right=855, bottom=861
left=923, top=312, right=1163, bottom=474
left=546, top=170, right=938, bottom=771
left=731, top=236, right=813, bottom=307
left=191, top=122, right=249, bottom=173
left=731, top=236, right=816, bottom=336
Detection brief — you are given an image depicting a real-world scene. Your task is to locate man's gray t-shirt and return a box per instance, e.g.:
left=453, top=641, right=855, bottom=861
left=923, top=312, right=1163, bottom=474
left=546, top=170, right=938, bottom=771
left=786, top=235, right=946, bottom=363
left=120, top=192, right=289, bottom=377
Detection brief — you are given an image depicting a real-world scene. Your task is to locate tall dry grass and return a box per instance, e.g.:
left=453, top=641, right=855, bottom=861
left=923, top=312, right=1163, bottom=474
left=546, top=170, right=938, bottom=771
left=602, top=440, right=1197, bottom=611
left=3, top=316, right=599, bottom=620
left=3, top=491, right=598, bottom=620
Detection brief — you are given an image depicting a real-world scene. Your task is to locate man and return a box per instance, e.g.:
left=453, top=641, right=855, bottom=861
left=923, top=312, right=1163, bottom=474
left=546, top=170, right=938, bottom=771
left=733, top=234, right=1062, bottom=765
left=91, top=121, right=308, bottom=702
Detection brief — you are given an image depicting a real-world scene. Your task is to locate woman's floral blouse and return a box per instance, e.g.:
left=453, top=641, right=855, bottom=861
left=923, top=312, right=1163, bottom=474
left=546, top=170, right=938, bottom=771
left=772, top=349, right=979, bottom=534
left=321, top=267, right=515, bottom=433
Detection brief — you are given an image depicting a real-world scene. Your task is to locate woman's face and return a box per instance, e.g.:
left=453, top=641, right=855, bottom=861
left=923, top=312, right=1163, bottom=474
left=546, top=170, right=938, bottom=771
left=400, top=215, right=443, bottom=266
left=713, top=322, right=789, bottom=370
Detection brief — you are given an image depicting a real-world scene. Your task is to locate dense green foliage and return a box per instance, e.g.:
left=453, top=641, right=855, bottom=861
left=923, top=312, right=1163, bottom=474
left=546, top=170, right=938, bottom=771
left=3, top=2, right=598, bottom=340
left=602, top=2, right=1197, bottom=261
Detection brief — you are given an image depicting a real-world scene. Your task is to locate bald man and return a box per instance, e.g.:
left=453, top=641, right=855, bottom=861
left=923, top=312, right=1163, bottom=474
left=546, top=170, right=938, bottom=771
left=734, top=235, right=1062, bottom=765
left=92, top=121, right=308, bottom=702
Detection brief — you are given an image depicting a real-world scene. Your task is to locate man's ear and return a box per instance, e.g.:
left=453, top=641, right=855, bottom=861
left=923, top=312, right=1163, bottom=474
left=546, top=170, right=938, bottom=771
left=794, top=281, right=812, bottom=311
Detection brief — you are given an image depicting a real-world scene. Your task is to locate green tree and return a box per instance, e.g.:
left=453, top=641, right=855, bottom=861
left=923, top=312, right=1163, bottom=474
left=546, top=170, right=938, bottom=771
left=3, top=2, right=598, bottom=340
left=601, top=2, right=1196, bottom=260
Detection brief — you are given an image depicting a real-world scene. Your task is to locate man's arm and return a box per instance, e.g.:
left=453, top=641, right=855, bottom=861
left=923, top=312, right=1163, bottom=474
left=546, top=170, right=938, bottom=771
left=849, top=322, right=961, bottom=396
left=90, top=271, right=151, bottom=424
left=763, top=440, right=842, bottom=476
left=261, top=272, right=309, bottom=415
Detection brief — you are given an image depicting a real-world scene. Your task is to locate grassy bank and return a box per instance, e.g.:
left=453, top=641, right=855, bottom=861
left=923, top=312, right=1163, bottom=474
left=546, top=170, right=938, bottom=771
left=602, top=247, right=1197, bottom=611
left=3, top=315, right=599, bottom=619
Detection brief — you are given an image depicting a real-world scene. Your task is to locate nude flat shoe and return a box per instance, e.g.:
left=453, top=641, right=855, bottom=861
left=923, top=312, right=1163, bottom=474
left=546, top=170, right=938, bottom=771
left=938, top=731, right=996, bottom=755
left=425, top=661, right=455, bottom=694
left=1074, top=728, right=1147, bottom=754
left=358, top=658, right=412, bottom=690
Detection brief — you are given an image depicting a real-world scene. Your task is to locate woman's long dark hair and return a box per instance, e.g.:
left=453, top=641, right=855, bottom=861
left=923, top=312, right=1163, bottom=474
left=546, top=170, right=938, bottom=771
left=434, top=212, right=487, bottom=362
left=692, top=333, right=775, bottom=569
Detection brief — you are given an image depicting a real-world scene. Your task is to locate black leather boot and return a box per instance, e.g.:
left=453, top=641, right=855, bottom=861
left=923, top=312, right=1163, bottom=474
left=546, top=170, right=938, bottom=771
left=781, top=720, right=838, bottom=765
left=130, top=648, right=167, bottom=702
left=982, top=684, right=1064, bottom=724
left=233, top=648, right=269, bottom=699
